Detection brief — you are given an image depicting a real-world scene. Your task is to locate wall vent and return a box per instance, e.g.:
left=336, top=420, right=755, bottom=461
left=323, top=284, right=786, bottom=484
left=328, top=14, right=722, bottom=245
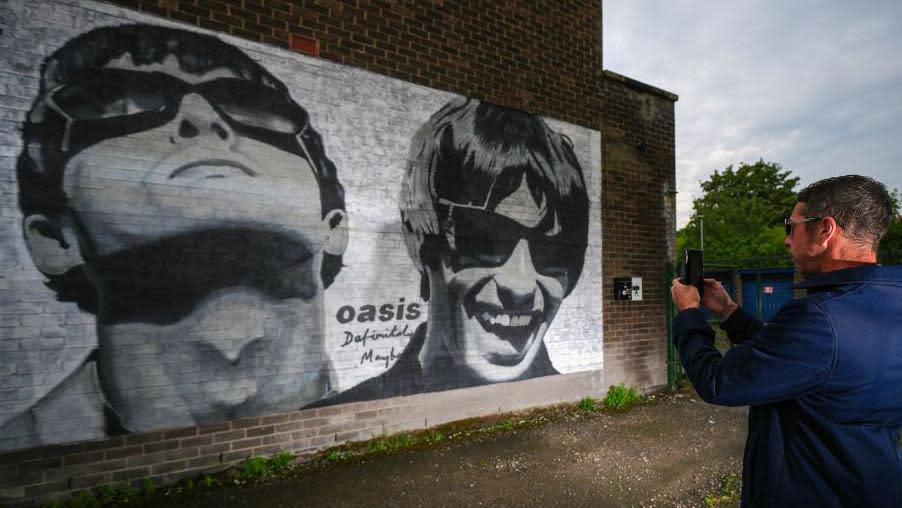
left=290, top=34, right=320, bottom=56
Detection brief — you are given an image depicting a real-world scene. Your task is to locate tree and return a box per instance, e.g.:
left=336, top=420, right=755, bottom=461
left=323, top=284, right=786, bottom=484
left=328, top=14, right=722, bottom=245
left=676, top=160, right=799, bottom=267
left=878, top=220, right=902, bottom=265
left=878, top=189, right=902, bottom=265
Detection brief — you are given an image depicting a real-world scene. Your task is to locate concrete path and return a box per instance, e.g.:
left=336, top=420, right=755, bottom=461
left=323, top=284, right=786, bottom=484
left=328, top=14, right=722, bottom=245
left=138, top=389, right=747, bottom=508
left=139, top=392, right=747, bottom=507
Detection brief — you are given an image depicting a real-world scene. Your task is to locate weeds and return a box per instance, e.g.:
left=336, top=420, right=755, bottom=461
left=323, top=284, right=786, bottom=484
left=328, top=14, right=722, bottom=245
left=368, top=433, right=413, bottom=454
left=238, top=456, right=270, bottom=481
left=316, top=427, right=461, bottom=466
left=270, top=452, right=295, bottom=472
left=704, top=471, right=741, bottom=507
left=142, top=479, right=157, bottom=497
left=117, top=483, right=137, bottom=503
left=602, top=384, right=642, bottom=411
left=578, top=396, right=598, bottom=412
left=41, top=480, right=138, bottom=508
left=33, top=388, right=669, bottom=507
left=200, top=475, right=218, bottom=489
left=69, top=492, right=100, bottom=508
left=95, top=486, right=115, bottom=506
left=487, top=420, right=516, bottom=432
left=236, top=451, right=296, bottom=482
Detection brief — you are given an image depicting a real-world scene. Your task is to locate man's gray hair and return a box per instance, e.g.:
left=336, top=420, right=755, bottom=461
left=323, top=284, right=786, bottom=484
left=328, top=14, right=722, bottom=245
left=798, top=175, right=894, bottom=250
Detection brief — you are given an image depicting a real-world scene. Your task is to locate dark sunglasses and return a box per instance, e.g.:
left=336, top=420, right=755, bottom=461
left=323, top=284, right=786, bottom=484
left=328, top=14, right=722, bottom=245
left=45, top=69, right=312, bottom=159
left=784, top=216, right=821, bottom=236
left=436, top=200, right=586, bottom=283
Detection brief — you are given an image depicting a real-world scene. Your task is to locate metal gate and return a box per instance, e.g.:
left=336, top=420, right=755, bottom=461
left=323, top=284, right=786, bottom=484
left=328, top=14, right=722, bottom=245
left=739, top=268, right=795, bottom=322
left=666, top=264, right=796, bottom=389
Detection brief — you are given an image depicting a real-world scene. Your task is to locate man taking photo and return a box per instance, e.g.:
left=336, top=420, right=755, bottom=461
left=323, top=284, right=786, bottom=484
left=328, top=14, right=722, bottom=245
left=671, top=175, right=902, bottom=507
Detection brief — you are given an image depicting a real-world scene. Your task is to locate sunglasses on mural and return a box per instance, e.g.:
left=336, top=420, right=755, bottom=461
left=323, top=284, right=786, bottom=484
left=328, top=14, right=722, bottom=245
left=437, top=199, right=585, bottom=282
left=45, top=69, right=313, bottom=160
left=784, top=216, right=821, bottom=236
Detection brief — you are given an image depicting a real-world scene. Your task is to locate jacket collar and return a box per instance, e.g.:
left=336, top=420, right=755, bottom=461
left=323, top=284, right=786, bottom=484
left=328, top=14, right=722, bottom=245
left=794, top=264, right=902, bottom=290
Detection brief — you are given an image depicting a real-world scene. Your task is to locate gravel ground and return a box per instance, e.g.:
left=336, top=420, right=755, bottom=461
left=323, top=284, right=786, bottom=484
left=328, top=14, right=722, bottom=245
left=135, top=389, right=747, bottom=508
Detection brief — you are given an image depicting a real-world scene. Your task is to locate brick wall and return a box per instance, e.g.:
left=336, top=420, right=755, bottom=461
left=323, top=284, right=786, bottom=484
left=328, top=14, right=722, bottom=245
left=0, top=371, right=603, bottom=499
left=103, top=0, right=603, bottom=130
left=600, top=70, right=678, bottom=390
left=0, top=0, right=679, bottom=503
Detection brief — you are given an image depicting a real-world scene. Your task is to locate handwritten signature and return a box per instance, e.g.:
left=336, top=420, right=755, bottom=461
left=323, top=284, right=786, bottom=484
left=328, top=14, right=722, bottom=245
left=360, top=347, right=401, bottom=369
left=341, top=323, right=413, bottom=348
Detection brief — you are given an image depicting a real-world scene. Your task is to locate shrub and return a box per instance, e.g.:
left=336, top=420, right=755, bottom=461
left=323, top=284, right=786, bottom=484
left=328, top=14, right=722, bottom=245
left=602, top=384, right=641, bottom=411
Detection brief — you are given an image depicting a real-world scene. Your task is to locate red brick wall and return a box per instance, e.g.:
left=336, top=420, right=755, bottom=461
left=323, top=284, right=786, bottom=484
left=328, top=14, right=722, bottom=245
left=0, top=1, right=681, bottom=502
left=95, top=0, right=677, bottom=394
left=601, top=70, right=678, bottom=390
left=104, top=0, right=603, bottom=130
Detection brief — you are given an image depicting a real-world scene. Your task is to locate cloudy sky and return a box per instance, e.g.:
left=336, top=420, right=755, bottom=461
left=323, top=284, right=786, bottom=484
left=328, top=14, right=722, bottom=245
left=603, top=0, right=902, bottom=227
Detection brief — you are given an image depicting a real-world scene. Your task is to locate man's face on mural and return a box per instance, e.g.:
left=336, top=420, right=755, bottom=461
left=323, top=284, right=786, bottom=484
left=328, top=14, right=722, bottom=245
left=427, top=174, right=576, bottom=382
left=55, top=55, right=331, bottom=256
left=26, top=54, right=346, bottom=429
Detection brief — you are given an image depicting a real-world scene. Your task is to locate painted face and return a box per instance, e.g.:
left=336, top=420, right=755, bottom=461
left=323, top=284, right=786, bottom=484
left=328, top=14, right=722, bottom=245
left=54, top=55, right=337, bottom=428
left=58, top=55, right=326, bottom=256
left=427, top=175, right=573, bottom=383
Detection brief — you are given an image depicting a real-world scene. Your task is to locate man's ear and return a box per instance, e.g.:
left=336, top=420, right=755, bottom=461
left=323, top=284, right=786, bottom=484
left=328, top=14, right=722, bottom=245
left=22, top=214, right=85, bottom=275
left=818, top=216, right=841, bottom=246
left=322, top=209, right=348, bottom=256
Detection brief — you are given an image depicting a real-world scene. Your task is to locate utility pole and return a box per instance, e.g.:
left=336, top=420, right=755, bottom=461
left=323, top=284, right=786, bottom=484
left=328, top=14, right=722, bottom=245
left=699, top=215, right=704, bottom=251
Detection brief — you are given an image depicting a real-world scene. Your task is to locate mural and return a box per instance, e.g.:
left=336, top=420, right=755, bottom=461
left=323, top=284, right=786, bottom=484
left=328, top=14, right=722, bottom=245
left=4, top=24, right=348, bottom=446
left=0, top=0, right=602, bottom=452
left=322, top=98, right=589, bottom=403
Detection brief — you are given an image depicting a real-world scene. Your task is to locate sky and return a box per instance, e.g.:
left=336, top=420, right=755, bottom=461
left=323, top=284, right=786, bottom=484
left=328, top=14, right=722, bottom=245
left=603, top=0, right=902, bottom=228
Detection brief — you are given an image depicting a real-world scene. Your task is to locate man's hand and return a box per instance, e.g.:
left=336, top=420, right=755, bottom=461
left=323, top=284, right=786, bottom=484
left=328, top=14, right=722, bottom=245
left=671, top=278, right=700, bottom=311
left=671, top=278, right=739, bottom=318
left=700, top=278, right=738, bottom=319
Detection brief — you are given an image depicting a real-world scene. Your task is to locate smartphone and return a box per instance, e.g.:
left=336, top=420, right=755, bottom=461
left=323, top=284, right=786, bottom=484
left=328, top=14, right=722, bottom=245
left=681, top=249, right=704, bottom=297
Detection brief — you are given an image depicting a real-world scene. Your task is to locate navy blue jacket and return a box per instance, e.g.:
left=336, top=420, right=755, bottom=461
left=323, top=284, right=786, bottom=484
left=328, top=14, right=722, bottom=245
left=674, top=265, right=902, bottom=507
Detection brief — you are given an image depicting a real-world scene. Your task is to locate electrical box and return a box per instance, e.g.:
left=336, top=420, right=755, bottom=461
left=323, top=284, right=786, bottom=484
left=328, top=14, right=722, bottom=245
left=614, top=277, right=643, bottom=301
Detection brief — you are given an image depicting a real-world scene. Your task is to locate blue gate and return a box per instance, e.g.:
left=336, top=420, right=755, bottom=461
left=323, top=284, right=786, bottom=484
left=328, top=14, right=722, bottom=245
left=739, top=268, right=795, bottom=321
left=701, top=269, right=736, bottom=321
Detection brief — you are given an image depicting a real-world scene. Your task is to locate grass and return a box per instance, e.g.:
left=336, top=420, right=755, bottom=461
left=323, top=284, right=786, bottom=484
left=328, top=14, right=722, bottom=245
left=318, top=429, right=449, bottom=464
left=141, top=480, right=156, bottom=497
left=35, top=388, right=654, bottom=507
left=35, top=452, right=294, bottom=508
left=46, top=482, right=138, bottom=508
left=578, top=396, right=598, bottom=412
left=602, top=383, right=642, bottom=411
left=236, top=452, right=296, bottom=482
left=703, top=471, right=741, bottom=507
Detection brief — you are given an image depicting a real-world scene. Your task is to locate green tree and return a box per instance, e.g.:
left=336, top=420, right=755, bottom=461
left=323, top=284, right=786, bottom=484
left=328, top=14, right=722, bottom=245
left=878, top=189, right=902, bottom=265
left=879, top=220, right=902, bottom=264
left=676, top=160, right=799, bottom=267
